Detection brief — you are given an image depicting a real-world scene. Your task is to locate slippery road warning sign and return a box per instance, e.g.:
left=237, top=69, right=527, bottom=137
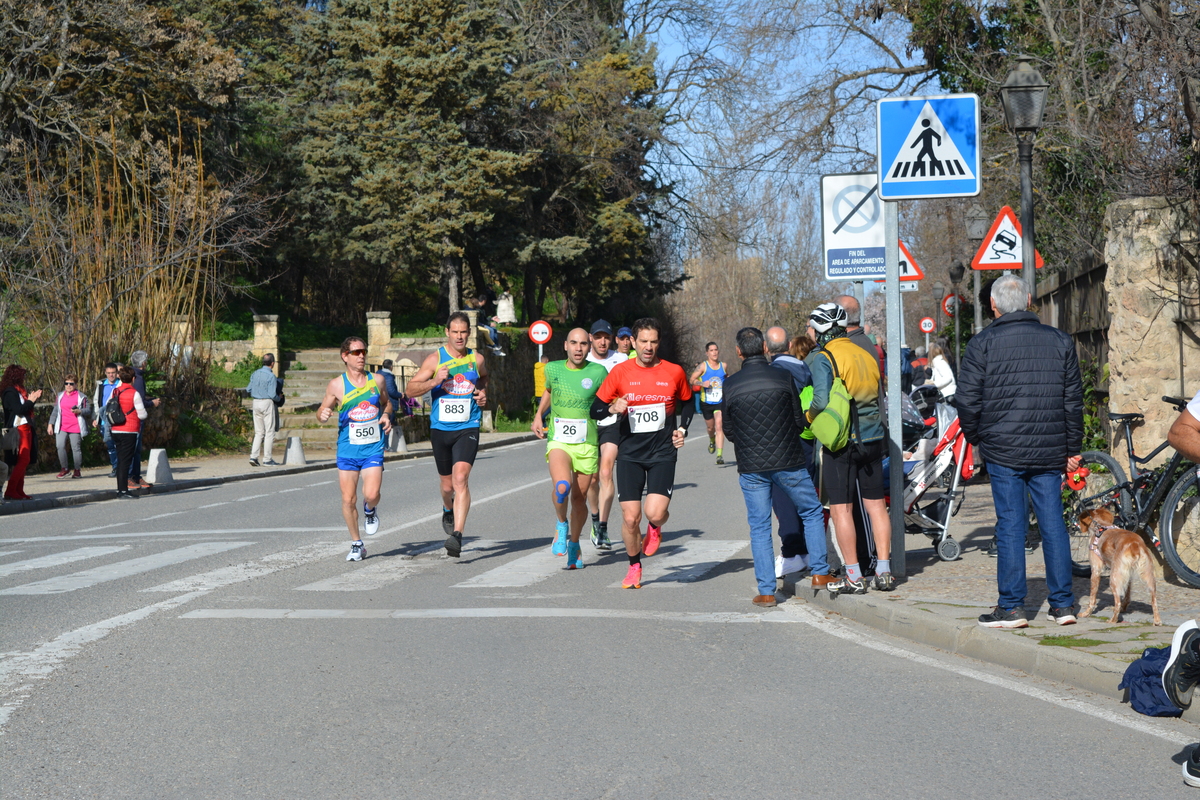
left=877, top=94, right=980, bottom=200
left=970, top=206, right=1044, bottom=270
left=821, top=173, right=885, bottom=281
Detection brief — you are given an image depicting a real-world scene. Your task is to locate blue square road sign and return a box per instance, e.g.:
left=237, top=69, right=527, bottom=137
left=877, top=94, right=980, bottom=200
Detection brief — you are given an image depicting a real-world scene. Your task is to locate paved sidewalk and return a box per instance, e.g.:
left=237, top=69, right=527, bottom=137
left=0, top=432, right=538, bottom=516
left=782, top=477, right=1200, bottom=721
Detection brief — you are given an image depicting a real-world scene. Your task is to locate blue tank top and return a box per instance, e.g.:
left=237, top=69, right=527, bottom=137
left=700, top=362, right=726, bottom=405
left=336, top=373, right=385, bottom=458
left=430, top=347, right=481, bottom=431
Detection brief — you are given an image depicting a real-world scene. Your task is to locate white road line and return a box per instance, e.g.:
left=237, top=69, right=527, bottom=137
left=142, top=512, right=186, bottom=521
left=374, top=478, right=548, bottom=537
left=453, top=547, right=565, bottom=588
left=0, top=591, right=205, bottom=732
left=777, top=603, right=1192, bottom=746
left=141, top=542, right=347, bottom=593
left=181, top=607, right=777, bottom=621
left=307, top=481, right=334, bottom=487
left=0, top=528, right=344, bottom=544
left=604, top=540, right=748, bottom=589
left=76, top=522, right=128, bottom=533
left=0, top=551, right=23, bottom=560
left=277, top=487, right=306, bottom=493
left=0, top=542, right=255, bottom=596
left=295, top=559, right=436, bottom=592
left=0, top=547, right=129, bottom=578
left=197, top=502, right=229, bottom=509
left=235, top=494, right=271, bottom=502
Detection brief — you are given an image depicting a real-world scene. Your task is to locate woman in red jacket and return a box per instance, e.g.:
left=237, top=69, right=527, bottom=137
left=2, top=364, right=42, bottom=501
left=111, top=365, right=148, bottom=498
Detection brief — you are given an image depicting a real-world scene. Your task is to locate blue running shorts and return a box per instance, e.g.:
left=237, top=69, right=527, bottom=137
left=337, top=453, right=385, bottom=472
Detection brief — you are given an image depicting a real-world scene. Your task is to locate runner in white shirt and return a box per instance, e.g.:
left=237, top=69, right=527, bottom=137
left=585, top=319, right=625, bottom=549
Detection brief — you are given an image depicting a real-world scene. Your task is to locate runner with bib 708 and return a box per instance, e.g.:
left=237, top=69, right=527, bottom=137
left=405, top=312, right=489, bottom=558
left=315, top=336, right=393, bottom=562
left=591, top=318, right=694, bottom=589
left=532, top=328, right=608, bottom=570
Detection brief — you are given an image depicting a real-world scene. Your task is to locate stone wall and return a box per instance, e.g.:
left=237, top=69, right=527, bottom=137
left=197, top=340, right=253, bottom=371
left=1105, top=198, right=1200, bottom=462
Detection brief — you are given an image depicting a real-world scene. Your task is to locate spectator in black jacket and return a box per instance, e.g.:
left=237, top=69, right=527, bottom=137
left=722, top=327, right=832, bottom=606
left=957, top=274, right=1083, bottom=630
left=765, top=326, right=814, bottom=578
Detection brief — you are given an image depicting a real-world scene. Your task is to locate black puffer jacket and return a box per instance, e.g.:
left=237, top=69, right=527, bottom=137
left=721, top=355, right=807, bottom=473
left=956, top=311, right=1083, bottom=471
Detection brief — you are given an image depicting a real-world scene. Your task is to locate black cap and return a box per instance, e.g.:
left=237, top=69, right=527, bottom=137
left=590, top=319, right=614, bottom=336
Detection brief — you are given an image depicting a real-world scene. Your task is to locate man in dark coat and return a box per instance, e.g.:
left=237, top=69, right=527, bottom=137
left=957, top=273, right=1083, bottom=629
left=722, top=327, right=832, bottom=607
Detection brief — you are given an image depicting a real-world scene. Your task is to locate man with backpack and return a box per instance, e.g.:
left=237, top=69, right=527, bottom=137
left=806, top=302, right=895, bottom=594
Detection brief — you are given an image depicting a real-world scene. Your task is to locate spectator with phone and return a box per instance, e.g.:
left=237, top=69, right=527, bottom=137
left=48, top=374, right=89, bottom=478
left=2, top=364, right=42, bottom=501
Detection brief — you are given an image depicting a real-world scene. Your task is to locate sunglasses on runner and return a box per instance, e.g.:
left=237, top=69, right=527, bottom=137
left=345, top=348, right=367, bottom=357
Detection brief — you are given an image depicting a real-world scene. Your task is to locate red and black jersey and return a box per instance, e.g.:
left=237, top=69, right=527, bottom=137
left=596, top=358, right=693, bottom=463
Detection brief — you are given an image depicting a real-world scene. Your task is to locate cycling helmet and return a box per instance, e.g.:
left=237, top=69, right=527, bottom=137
left=809, top=302, right=847, bottom=333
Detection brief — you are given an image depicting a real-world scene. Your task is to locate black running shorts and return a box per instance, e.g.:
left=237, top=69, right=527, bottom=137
left=598, top=422, right=621, bottom=448
left=823, top=440, right=885, bottom=505
left=700, top=402, right=721, bottom=421
left=616, top=460, right=676, bottom=502
left=431, top=427, right=480, bottom=476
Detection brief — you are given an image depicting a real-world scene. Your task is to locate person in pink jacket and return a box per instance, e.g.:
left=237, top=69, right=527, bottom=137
left=48, top=374, right=90, bottom=478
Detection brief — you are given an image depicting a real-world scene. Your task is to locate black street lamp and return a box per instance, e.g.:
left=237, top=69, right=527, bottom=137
left=1000, top=55, right=1050, bottom=295
left=932, top=279, right=945, bottom=342
left=949, top=260, right=965, bottom=366
left=966, top=203, right=990, bottom=333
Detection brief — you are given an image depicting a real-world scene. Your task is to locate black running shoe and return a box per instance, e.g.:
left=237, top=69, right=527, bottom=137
left=1048, top=607, right=1076, bottom=625
left=442, top=509, right=454, bottom=536
left=445, top=531, right=463, bottom=558
left=977, top=607, right=1028, bottom=628
left=1164, top=620, right=1200, bottom=709
left=827, top=576, right=867, bottom=596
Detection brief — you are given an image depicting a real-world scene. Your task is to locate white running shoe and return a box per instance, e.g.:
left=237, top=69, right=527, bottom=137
left=778, top=554, right=808, bottom=576
left=364, top=507, right=379, bottom=536
left=347, top=541, right=365, bottom=561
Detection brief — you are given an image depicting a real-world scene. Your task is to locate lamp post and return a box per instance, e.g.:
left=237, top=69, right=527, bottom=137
left=966, top=203, right=990, bottom=332
left=1000, top=55, right=1050, bottom=295
left=949, top=261, right=965, bottom=366
left=932, top=280, right=944, bottom=336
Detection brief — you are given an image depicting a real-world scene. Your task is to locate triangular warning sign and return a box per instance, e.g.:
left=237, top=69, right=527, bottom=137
left=883, top=102, right=976, bottom=183
left=971, top=206, right=1044, bottom=270
left=874, top=240, right=925, bottom=282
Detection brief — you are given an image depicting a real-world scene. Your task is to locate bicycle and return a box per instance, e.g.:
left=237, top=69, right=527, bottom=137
left=1061, top=395, right=1200, bottom=586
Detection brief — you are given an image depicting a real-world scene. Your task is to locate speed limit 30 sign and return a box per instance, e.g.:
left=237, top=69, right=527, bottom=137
left=528, top=320, right=553, bottom=345
left=919, top=317, right=935, bottom=334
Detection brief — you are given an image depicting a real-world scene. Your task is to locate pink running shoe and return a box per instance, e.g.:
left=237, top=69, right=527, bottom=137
left=622, top=563, right=642, bottom=589
left=643, top=523, right=662, bottom=556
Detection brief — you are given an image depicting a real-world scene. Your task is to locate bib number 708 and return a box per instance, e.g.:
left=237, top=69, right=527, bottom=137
left=629, top=403, right=665, bottom=433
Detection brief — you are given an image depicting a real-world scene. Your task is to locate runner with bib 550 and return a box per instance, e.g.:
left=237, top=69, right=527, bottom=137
left=405, top=312, right=489, bottom=558
left=592, top=318, right=694, bottom=589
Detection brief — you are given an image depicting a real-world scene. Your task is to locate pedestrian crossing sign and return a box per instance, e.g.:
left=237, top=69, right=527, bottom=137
left=877, top=94, right=980, bottom=200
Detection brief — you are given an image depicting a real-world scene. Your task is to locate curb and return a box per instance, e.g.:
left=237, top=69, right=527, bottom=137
left=777, top=575, right=1192, bottom=715
left=0, top=433, right=539, bottom=517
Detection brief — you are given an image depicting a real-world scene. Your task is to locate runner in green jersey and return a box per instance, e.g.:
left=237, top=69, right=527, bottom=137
left=532, top=328, right=608, bottom=570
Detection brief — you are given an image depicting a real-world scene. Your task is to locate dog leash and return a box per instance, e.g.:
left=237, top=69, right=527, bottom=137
left=1090, top=524, right=1119, bottom=553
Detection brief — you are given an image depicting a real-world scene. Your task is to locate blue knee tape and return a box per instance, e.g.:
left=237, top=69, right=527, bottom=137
left=554, top=480, right=570, bottom=504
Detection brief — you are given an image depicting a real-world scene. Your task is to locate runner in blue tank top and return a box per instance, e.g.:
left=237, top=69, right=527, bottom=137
left=405, top=312, right=489, bottom=558
left=316, top=336, right=393, bottom=562
left=689, top=342, right=727, bottom=465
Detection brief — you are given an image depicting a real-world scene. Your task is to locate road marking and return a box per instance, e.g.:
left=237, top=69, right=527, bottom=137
left=778, top=603, right=1192, bottom=746
left=197, top=502, right=229, bottom=509
left=76, top=522, right=128, bottom=533
left=277, top=487, right=306, bottom=493
left=142, top=512, right=186, bottom=521
left=604, top=540, right=747, bottom=588
left=181, top=607, right=781, bottom=621
left=453, top=545, right=566, bottom=588
left=374, top=478, right=548, bottom=537
left=0, top=551, right=23, bottom=559
left=0, top=542, right=254, bottom=595
left=142, top=542, right=347, bottom=593
left=235, top=494, right=271, bottom=502
left=296, top=560, right=434, bottom=592
left=0, top=528, right=345, bottom=545
left=0, top=591, right=205, bottom=732
left=307, top=481, right=334, bottom=487
left=0, top=547, right=129, bottom=578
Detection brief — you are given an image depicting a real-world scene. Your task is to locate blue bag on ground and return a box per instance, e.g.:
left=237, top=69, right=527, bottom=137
left=1119, top=646, right=1183, bottom=717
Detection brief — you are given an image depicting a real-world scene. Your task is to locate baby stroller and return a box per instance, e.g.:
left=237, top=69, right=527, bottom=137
left=899, top=387, right=974, bottom=561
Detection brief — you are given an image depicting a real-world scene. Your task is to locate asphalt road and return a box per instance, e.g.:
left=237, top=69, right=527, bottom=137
left=2, top=437, right=1199, bottom=798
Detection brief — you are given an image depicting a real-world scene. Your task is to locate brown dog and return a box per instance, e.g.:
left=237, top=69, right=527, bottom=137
left=1077, top=508, right=1161, bottom=625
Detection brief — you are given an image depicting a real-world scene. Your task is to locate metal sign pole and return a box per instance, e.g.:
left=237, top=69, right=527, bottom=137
left=884, top=201, right=905, bottom=577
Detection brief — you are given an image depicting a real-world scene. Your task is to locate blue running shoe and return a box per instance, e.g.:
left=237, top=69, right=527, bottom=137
left=552, top=521, right=569, bottom=556
left=567, top=541, right=585, bottom=570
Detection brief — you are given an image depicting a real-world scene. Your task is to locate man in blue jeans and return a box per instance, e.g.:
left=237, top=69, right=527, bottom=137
left=91, top=362, right=120, bottom=475
left=957, top=273, right=1083, bottom=628
left=721, top=326, right=832, bottom=607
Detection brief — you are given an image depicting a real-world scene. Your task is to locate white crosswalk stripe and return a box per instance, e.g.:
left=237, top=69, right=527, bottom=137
left=0, top=550, right=23, bottom=559
left=0, top=547, right=129, bottom=578
left=0, top=542, right=254, bottom=595
left=452, top=544, right=564, bottom=588
left=606, top=540, right=748, bottom=588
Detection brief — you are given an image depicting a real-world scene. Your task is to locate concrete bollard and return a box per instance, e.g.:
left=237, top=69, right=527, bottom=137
left=388, top=427, right=408, bottom=454
left=146, top=449, right=175, bottom=485
left=284, top=436, right=306, bottom=466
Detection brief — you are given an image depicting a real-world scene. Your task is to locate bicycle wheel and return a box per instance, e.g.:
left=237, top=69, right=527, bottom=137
left=1159, top=467, right=1200, bottom=588
left=1062, top=450, right=1131, bottom=577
